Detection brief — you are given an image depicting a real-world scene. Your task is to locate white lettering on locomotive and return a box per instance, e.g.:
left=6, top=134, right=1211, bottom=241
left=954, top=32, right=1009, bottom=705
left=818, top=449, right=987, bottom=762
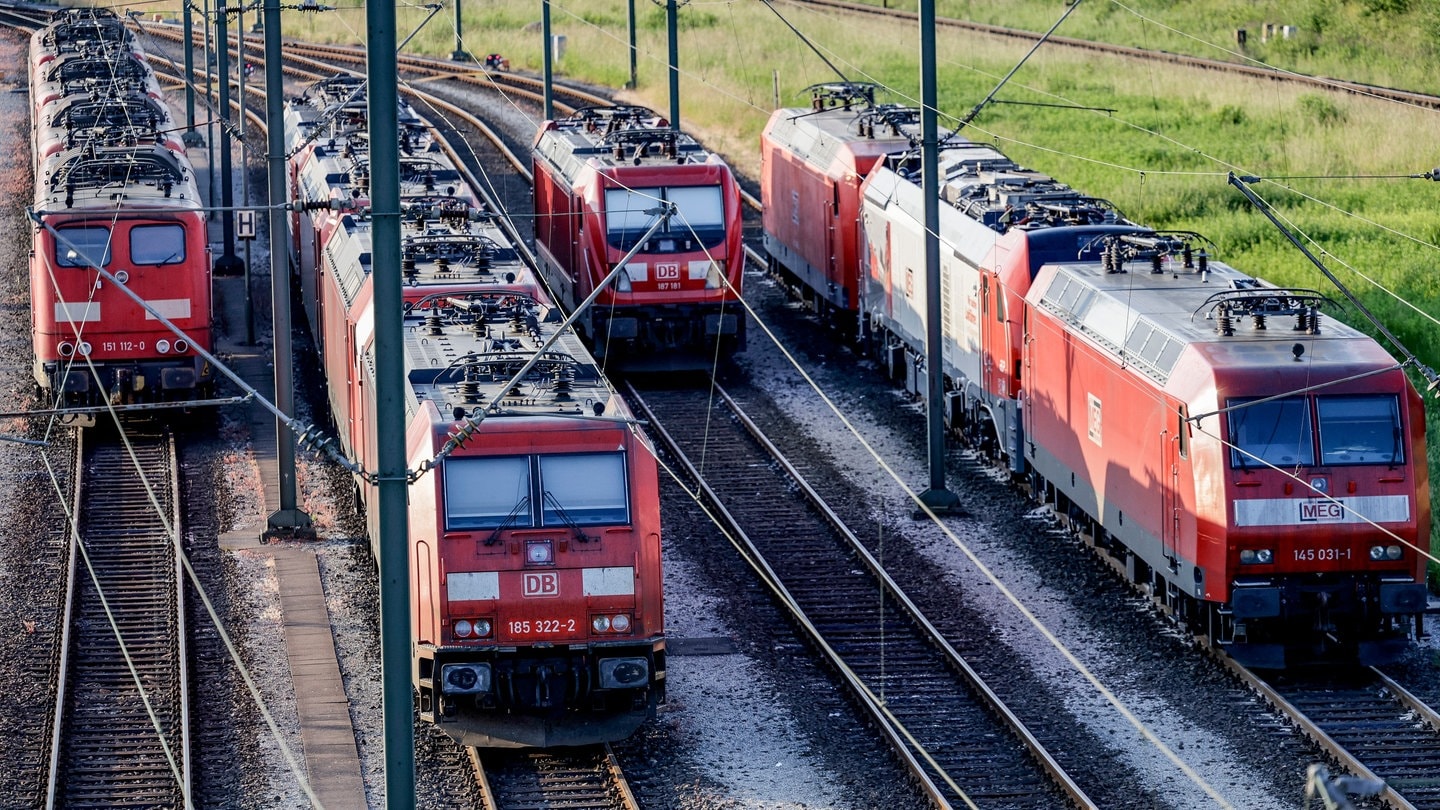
left=522, top=572, right=560, bottom=598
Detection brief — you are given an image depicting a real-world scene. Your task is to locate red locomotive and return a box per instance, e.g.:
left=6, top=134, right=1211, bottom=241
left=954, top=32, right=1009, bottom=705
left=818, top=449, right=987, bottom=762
left=760, top=83, right=917, bottom=334
left=391, top=292, right=666, bottom=747
left=763, top=92, right=1430, bottom=665
left=532, top=105, right=745, bottom=370
left=286, top=93, right=666, bottom=746
left=29, top=8, right=214, bottom=408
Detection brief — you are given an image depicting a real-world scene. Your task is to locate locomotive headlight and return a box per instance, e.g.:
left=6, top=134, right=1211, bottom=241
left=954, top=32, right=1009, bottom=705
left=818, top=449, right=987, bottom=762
left=440, top=663, right=491, bottom=695
left=525, top=540, right=553, bottom=565
left=702, top=261, right=723, bottom=289
left=452, top=618, right=491, bottom=639
left=1240, top=549, right=1273, bottom=564
left=156, top=339, right=171, bottom=354
left=598, top=657, right=648, bottom=689
left=1386, top=545, right=1403, bottom=560
left=1370, top=545, right=1387, bottom=561
left=114, top=270, right=130, bottom=284
left=592, top=615, right=611, bottom=633
left=610, top=613, right=631, bottom=632
left=614, top=270, right=632, bottom=293
left=77, top=342, right=91, bottom=357
left=174, top=339, right=189, bottom=353
left=58, top=342, right=75, bottom=358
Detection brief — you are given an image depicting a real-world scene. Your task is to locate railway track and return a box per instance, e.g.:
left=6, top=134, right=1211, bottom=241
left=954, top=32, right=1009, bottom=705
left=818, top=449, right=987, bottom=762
left=472, top=745, right=638, bottom=810
left=627, top=381, right=1092, bottom=808
left=1224, top=661, right=1440, bottom=810
left=46, top=426, right=191, bottom=808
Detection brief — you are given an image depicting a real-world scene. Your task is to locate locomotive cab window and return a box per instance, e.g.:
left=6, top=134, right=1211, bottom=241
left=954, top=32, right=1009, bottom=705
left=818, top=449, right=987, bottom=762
left=539, top=452, right=629, bottom=526
left=56, top=226, right=112, bottom=267
left=604, top=185, right=725, bottom=252
left=444, top=456, right=533, bottom=530
left=443, top=453, right=629, bottom=530
left=130, top=224, right=186, bottom=265
left=1317, top=395, right=1403, bottom=465
left=1226, top=396, right=1315, bottom=469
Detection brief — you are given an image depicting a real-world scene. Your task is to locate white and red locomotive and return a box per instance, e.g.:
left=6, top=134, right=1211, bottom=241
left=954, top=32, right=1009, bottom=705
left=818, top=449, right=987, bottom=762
left=763, top=89, right=1430, bottom=666
left=532, top=105, right=745, bottom=370
left=29, top=8, right=214, bottom=407
left=286, top=92, right=666, bottom=746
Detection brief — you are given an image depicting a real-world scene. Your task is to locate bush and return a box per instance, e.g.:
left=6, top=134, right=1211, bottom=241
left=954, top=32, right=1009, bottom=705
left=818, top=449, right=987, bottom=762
left=1297, top=93, right=1346, bottom=126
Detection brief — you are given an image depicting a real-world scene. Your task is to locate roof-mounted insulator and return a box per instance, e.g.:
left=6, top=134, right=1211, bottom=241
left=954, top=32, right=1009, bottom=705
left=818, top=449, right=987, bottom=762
left=1295, top=307, right=1322, bottom=335
left=1216, top=304, right=1234, bottom=336
left=551, top=363, right=575, bottom=402
left=457, top=364, right=484, bottom=404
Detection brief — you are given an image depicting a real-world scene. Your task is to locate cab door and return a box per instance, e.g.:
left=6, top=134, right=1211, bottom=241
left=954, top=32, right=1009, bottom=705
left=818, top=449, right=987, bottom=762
left=980, top=272, right=1012, bottom=399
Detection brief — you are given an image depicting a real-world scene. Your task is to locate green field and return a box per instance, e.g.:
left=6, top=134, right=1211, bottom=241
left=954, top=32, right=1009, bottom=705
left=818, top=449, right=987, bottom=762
left=270, top=0, right=1440, bottom=579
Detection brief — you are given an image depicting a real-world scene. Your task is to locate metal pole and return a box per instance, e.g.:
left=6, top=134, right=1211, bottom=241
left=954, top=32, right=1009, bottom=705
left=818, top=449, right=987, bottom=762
left=366, top=0, right=416, bottom=805
left=542, top=0, right=553, bottom=120
left=666, top=0, right=679, bottom=131
left=626, top=0, right=636, bottom=89
left=204, top=0, right=215, bottom=219
left=238, top=0, right=254, bottom=343
left=215, top=2, right=243, bottom=276
left=451, top=0, right=469, bottom=60
left=917, top=0, right=959, bottom=515
left=181, top=0, right=202, bottom=145
left=265, top=0, right=312, bottom=533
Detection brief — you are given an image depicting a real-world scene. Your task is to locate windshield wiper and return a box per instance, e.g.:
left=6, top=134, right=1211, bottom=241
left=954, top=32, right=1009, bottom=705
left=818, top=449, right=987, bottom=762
left=483, top=495, right=529, bottom=546
left=542, top=491, right=595, bottom=544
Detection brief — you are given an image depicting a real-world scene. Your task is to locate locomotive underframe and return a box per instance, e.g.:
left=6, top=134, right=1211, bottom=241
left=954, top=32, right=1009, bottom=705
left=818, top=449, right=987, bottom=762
left=36, top=354, right=213, bottom=406
left=414, top=640, right=665, bottom=748
left=578, top=302, right=745, bottom=371
left=764, top=231, right=857, bottom=332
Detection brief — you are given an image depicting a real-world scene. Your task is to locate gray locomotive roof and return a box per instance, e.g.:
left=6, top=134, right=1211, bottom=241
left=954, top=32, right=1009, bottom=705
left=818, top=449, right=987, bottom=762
left=36, top=143, right=201, bottom=211
left=764, top=104, right=914, bottom=171
left=1033, top=259, right=1370, bottom=385
left=867, top=139, right=1128, bottom=238
left=403, top=293, right=616, bottom=421
left=325, top=214, right=372, bottom=308
left=398, top=214, right=528, bottom=288
left=534, top=111, right=715, bottom=184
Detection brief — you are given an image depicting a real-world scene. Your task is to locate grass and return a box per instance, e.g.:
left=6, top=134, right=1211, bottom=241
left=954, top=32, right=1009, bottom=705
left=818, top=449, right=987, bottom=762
left=203, top=0, right=1440, bottom=575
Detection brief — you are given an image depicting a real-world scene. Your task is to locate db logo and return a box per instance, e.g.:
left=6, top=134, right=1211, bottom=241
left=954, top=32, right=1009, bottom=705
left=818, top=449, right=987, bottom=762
left=523, top=572, right=559, bottom=597
left=656, top=263, right=681, bottom=280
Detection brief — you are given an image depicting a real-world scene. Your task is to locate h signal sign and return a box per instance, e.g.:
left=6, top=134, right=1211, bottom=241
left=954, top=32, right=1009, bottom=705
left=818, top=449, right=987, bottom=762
left=236, top=209, right=256, bottom=240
